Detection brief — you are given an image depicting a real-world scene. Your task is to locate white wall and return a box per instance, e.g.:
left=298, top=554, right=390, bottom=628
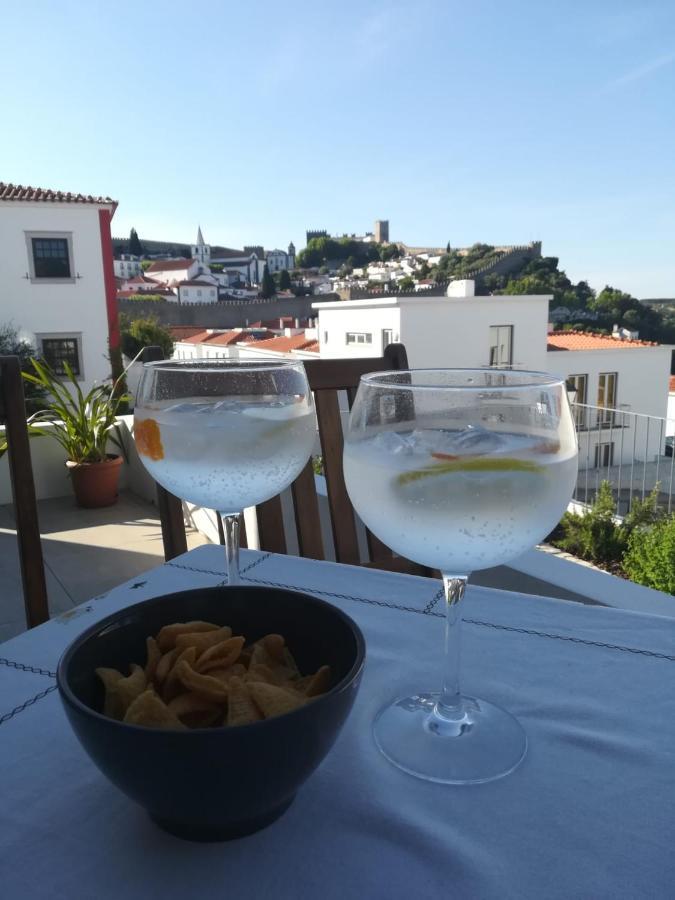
left=179, top=285, right=218, bottom=304
left=145, top=260, right=198, bottom=284
left=0, top=200, right=114, bottom=391
left=314, top=293, right=550, bottom=370
left=547, top=345, right=672, bottom=465
left=314, top=301, right=400, bottom=358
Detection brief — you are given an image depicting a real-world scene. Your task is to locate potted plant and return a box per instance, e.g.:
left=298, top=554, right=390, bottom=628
left=22, top=359, right=131, bottom=508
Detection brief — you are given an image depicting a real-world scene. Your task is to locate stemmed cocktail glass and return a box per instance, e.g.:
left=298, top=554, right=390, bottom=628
left=134, top=359, right=315, bottom=584
left=344, top=369, right=578, bottom=784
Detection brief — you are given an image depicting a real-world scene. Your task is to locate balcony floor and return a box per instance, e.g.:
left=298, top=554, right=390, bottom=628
left=0, top=492, right=209, bottom=643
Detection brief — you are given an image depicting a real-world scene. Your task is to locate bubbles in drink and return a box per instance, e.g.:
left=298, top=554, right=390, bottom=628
left=135, top=395, right=315, bottom=512
left=344, top=428, right=578, bottom=573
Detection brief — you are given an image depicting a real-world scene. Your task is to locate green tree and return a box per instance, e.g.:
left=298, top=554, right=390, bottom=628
left=128, top=228, right=143, bottom=256
left=140, top=260, right=153, bottom=272
left=120, top=315, right=173, bottom=359
left=398, top=276, right=415, bottom=291
left=279, top=269, right=292, bottom=290
left=0, top=323, right=46, bottom=418
left=260, top=264, right=276, bottom=299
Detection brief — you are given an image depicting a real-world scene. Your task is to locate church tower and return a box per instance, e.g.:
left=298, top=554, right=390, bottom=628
left=192, top=226, right=211, bottom=264
left=287, top=241, right=296, bottom=270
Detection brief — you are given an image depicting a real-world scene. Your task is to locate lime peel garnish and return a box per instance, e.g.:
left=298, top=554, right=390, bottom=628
left=397, top=457, right=545, bottom=485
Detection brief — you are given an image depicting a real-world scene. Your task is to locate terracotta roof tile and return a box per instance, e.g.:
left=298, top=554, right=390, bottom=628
left=242, top=334, right=319, bottom=353
left=669, top=375, right=675, bottom=393
left=0, top=181, right=116, bottom=206
left=168, top=326, right=207, bottom=340
left=547, top=331, right=660, bottom=351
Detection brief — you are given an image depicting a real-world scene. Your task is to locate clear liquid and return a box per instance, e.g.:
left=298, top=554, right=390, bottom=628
left=135, top=396, right=315, bottom=511
left=344, top=430, right=578, bottom=572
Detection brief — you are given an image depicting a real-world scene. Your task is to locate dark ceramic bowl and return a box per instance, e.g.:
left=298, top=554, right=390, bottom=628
left=57, top=586, right=365, bottom=841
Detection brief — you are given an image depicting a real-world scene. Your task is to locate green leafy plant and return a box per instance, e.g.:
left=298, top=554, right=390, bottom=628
left=554, top=481, right=624, bottom=565
left=552, top=482, right=663, bottom=570
left=623, top=516, right=675, bottom=594
left=17, top=359, right=132, bottom=464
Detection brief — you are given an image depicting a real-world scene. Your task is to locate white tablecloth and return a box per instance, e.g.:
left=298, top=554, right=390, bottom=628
left=1, top=545, right=674, bottom=899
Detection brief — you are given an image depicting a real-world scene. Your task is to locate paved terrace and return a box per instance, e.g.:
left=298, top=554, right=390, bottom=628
left=0, top=493, right=208, bottom=643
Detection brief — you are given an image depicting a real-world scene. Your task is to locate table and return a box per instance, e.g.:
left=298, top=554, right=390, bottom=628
left=1, top=545, right=674, bottom=899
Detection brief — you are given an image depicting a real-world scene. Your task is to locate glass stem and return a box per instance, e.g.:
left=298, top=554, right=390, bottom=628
left=220, top=513, right=241, bottom=585
left=436, top=574, right=468, bottom=720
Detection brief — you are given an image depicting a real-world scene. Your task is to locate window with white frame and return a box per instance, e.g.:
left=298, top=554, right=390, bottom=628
left=594, top=442, right=615, bottom=468
left=346, top=332, right=372, bottom=345
left=382, top=328, right=394, bottom=350
left=567, top=373, right=588, bottom=428
left=597, top=372, right=617, bottom=425
left=488, top=325, right=513, bottom=366
left=26, top=232, right=74, bottom=281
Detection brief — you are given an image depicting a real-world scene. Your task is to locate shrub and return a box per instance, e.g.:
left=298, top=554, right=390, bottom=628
left=623, top=516, right=675, bottom=594
left=120, top=315, right=173, bottom=359
left=555, top=481, right=624, bottom=565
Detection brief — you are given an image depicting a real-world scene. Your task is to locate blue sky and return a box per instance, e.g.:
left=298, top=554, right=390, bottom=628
left=1, top=0, right=674, bottom=297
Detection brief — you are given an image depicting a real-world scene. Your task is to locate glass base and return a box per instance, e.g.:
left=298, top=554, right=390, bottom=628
left=373, top=693, right=527, bottom=785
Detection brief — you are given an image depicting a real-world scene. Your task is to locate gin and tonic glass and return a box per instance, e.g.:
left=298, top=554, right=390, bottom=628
left=134, top=359, right=315, bottom=583
left=344, top=369, right=578, bottom=784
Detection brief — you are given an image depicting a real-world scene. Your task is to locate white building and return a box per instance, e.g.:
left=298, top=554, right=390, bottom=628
left=313, top=280, right=550, bottom=371
left=177, top=280, right=219, bottom=304
left=144, top=258, right=199, bottom=286
left=113, top=254, right=142, bottom=279
left=266, top=243, right=296, bottom=273
left=0, top=181, right=119, bottom=391
left=546, top=331, right=671, bottom=466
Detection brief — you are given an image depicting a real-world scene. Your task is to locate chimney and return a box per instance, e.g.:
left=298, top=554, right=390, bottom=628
left=295, top=317, right=300, bottom=328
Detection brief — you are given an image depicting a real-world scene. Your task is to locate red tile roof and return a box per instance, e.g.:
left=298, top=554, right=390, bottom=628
left=0, top=181, right=116, bottom=206
left=168, top=326, right=207, bottom=340
left=125, top=275, right=160, bottom=285
left=547, top=331, right=660, bottom=351
left=145, top=259, right=195, bottom=272
left=178, top=329, right=276, bottom=346
left=669, top=375, right=675, bottom=393
left=242, top=334, right=319, bottom=353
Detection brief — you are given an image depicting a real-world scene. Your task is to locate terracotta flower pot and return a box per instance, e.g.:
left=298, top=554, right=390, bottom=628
left=66, top=455, right=123, bottom=508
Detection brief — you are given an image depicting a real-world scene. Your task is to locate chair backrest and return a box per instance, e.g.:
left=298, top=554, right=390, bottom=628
left=0, top=356, right=49, bottom=628
left=139, top=345, right=422, bottom=572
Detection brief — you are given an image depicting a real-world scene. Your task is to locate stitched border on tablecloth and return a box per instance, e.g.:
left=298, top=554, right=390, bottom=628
left=0, top=658, right=56, bottom=678
left=0, top=684, right=58, bottom=726
left=166, top=552, right=272, bottom=581
left=239, top=573, right=675, bottom=663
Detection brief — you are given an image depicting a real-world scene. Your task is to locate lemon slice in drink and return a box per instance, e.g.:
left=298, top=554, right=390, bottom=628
left=397, top=457, right=544, bottom=486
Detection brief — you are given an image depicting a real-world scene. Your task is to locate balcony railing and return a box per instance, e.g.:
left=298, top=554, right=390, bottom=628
left=571, top=402, right=675, bottom=515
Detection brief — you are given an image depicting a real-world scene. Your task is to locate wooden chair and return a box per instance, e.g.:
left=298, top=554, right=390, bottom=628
left=142, top=345, right=427, bottom=575
left=0, top=355, right=49, bottom=628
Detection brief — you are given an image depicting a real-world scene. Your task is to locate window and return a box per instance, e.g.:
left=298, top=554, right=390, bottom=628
left=197, top=289, right=202, bottom=296
left=594, top=442, right=615, bottom=468
left=597, top=372, right=617, bottom=425
left=567, top=374, right=588, bottom=428
left=346, top=332, right=373, bottom=345
left=489, top=325, right=513, bottom=366
left=28, top=234, right=73, bottom=280
left=382, top=328, right=394, bottom=350
left=39, top=335, right=81, bottom=376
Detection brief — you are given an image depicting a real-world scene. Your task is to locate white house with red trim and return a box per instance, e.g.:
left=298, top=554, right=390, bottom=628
left=0, top=181, right=119, bottom=391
